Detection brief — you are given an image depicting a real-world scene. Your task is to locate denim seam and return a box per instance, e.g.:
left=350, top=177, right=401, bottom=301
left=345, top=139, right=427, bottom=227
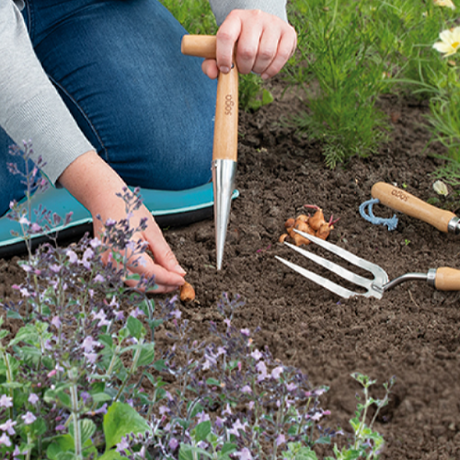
left=23, top=0, right=34, bottom=41
left=47, top=75, right=109, bottom=162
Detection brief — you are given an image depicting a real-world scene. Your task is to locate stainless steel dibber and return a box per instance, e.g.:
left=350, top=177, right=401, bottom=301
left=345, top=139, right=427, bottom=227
left=181, top=35, right=239, bottom=270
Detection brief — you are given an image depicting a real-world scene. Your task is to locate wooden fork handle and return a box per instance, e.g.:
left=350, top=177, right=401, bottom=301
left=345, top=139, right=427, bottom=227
left=434, top=267, right=460, bottom=290
left=371, top=182, right=457, bottom=233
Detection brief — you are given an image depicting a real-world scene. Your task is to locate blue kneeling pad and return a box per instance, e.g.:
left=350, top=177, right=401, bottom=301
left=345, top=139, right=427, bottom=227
left=0, top=183, right=239, bottom=258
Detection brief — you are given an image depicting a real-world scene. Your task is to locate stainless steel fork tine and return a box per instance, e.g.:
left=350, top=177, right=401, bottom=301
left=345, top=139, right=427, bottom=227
left=275, top=255, right=360, bottom=299
left=275, top=229, right=389, bottom=299
left=293, top=230, right=389, bottom=287
left=284, top=242, right=376, bottom=291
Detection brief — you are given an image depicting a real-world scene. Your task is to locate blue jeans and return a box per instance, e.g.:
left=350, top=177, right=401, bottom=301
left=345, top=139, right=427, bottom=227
left=0, top=0, right=216, bottom=216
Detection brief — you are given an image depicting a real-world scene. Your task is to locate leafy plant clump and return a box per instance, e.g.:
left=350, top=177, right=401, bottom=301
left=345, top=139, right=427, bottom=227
left=0, top=144, right=394, bottom=459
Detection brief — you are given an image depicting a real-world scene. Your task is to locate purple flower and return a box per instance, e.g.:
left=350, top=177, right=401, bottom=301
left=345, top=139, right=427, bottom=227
left=168, top=438, right=179, bottom=451
left=0, top=432, right=11, bottom=446
left=22, top=412, right=36, bottom=425
left=276, top=434, right=286, bottom=446
left=130, top=307, right=144, bottom=318
left=196, top=411, right=210, bottom=423
left=93, top=274, right=105, bottom=283
left=51, top=316, right=61, bottom=329
left=234, top=447, right=252, bottom=460
left=286, top=383, right=297, bottom=391
left=0, top=419, right=17, bottom=435
left=81, top=336, right=101, bottom=353
left=241, top=385, right=252, bottom=394
left=222, top=403, right=232, bottom=416
left=227, top=419, right=247, bottom=437
left=159, top=405, right=170, bottom=415
left=84, top=352, right=98, bottom=364
left=19, top=216, right=30, bottom=225
left=56, top=424, right=66, bottom=432
left=250, top=349, right=262, bottom=361
left=30, top=222, right=42, bottom=233
left=66, top=249, right=78, bottom=264
left=310, top=411, right=323, bottom=421
left=240, top=328, right=250, bottom=336
left=256, top=361, right=268, bottom=381
left=90, top=237, right=101, bottom=248
left=0, top=395, right=13, bottom=408
left=92, top=309, right=110, bottom=327
left=28, top=393, right=39, bottom=405
left=116, top=436, right=130, bottom=453
left=89, top=403, right=108, bottom=415
left=271, top=366, right=283, bottom=380
left=50, top=264, right=61, bottom=273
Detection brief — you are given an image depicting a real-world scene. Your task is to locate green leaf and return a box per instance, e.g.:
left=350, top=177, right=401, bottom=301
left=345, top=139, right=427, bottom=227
left=0, top=381, right=23, bottom=389
left=127, top=316, right=144, bottom=340
left=57, top=390, right=72, bottom=408
left=91, top=392, right=113, bottom=403
left=6, top=310, right=23, bottom=320
left=69, top=419, right=96, bottom=446
left=152, top=359, right=167, bottom=372
left=0, top=329, right=10, bottom=340
left=103, top=402, right=150, bottom=451
left=221, top=442, right=237, bottom=455
left=179, top=444, right=213, bottom=460
left=98, top=450, right=123, bottom=460
left=206, top=378, right=221, bottom=386
left=46, top=435, right=74, bottom=460
left=136, top=343, right=155, bottom=367
left=262, top=89, right=274, bottom=106
left=9, top=324, right=38, bottom=346
left=192, top=420, right=211, bottom=442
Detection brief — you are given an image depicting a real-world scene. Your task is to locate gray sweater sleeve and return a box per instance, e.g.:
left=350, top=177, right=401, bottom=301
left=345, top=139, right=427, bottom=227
left=209, top=0, right=288, bottom=25
left=0, top=0, right=94, bottom=185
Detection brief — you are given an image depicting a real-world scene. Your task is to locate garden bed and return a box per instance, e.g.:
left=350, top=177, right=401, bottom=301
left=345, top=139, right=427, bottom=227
left=1, top=81, right=460, bottom=459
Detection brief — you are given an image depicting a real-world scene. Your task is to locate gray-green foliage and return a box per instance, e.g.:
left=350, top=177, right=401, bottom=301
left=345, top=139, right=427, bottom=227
left=286, top=0, right=391, bottom=168
left=286, top=0, right=460, bottom=171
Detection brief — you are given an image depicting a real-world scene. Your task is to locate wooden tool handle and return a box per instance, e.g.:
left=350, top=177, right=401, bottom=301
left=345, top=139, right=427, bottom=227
left=181, top=35, right=217, bottom=59
left=371, top=182, right=456, bottom=233
left=213, top=65, right=239, bottom=161
left=435, top=267, right=460, bottom=290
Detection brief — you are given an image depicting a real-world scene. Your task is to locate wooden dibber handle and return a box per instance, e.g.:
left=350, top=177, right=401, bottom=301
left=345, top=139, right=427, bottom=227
left=181, top=35, right=217, bottom=59
left=435, top=267, right=460, bottom=290
left=181, top=35, right=238, bottom=162
left=371, top=182, right=457, bottom=233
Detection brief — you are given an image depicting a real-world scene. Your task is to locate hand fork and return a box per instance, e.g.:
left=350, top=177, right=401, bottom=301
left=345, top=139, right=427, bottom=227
left=276, top=229, right=460, bottom=299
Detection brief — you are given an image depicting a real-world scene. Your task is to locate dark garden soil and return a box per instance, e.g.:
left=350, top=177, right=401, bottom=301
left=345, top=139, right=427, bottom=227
left=2, top=80, right=460, bottom=459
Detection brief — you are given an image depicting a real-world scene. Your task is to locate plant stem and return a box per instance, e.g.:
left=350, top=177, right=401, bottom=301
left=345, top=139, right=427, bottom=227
left=69, top=369, right=82, bottom=459
left=2, top=350, right=14, bottom=419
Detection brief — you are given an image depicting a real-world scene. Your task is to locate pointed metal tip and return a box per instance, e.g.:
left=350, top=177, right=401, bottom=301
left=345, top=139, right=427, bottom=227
left=213, top=159, right=237, bottom=270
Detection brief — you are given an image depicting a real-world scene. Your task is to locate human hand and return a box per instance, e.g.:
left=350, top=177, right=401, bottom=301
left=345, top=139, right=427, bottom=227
left=92, top=196, right=186, bottom=294
left=202, top=9, right=297, bottom=80
left=58, top=150, right=186, bottom=293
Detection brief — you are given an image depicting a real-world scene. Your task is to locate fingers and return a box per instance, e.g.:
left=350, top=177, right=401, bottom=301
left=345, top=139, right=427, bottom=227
left=213, top=9, right=297, bottom=79
left=125, top=251, right=185, bottom=294
left=202, top=58, right=219, bottom=79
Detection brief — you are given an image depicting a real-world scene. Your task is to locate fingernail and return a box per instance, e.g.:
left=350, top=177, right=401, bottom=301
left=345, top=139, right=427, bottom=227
left=261, top=73, right=269, bottom=80
left=174, top=264, right=187, bottom=275
left=220, top=66, right=230, bottom=74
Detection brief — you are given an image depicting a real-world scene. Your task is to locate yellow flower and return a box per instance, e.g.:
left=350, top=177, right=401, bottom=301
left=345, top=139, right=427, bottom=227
left=433, top=26, right=460, bottom=56
left=433, top=0, right=456, bottom=9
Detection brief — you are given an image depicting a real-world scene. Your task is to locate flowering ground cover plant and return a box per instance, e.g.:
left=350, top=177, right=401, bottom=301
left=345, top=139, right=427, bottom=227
left=0, top=144, right=394, bottom=459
